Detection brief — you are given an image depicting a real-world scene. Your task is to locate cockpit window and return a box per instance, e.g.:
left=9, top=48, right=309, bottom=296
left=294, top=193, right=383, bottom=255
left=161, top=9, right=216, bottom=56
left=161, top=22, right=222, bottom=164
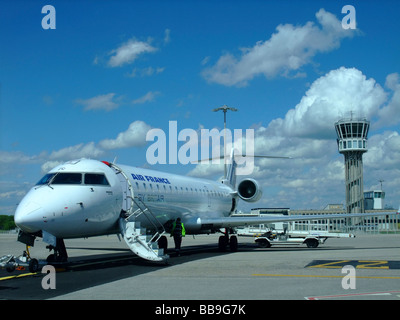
left=84, top=173, right=110, bottom=186
left=52, top=173, right=82, bottom=184
left=36, top=173, right=55, bottom=185
left=36, top=172, right=109, bottom=186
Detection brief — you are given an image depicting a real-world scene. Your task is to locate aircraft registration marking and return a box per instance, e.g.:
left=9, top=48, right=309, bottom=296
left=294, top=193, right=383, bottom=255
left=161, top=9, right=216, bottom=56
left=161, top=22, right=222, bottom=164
left=305, top=260, right=400, bottom=269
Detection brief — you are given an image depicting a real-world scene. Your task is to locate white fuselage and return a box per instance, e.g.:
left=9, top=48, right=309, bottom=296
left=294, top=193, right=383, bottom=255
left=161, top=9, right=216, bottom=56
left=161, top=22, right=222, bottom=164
left=14, top=159, right=235, bottom=239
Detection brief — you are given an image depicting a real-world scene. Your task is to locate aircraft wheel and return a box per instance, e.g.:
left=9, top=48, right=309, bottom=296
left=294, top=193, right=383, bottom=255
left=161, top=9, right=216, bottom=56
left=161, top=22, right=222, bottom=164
left=229, top=236, right=238, bottom=252
left=218, top=235, right=228, bottom=251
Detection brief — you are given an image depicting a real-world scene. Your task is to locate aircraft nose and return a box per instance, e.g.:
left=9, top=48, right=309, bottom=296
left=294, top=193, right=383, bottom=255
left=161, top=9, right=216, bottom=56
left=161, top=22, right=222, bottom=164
left=14, top=200, right=44, bottom=233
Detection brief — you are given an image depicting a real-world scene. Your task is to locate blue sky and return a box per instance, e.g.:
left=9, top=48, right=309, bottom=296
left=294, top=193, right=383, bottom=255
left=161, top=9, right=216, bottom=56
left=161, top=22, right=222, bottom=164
left=1, top=0, right=399, bottom=214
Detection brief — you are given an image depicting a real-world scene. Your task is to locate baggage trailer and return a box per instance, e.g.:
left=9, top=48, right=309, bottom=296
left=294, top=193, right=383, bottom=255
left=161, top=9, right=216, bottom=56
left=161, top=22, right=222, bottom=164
left=237, top=225, right=355, bottom=248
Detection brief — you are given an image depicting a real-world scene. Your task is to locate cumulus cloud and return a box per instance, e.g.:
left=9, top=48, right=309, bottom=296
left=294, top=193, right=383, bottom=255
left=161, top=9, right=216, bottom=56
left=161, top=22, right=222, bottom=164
left=376, top=73, right=400, bottom=127
left=108, top=38, right=157, bottom=67
left=99, top=120, right=152, bottom=150
left=75, top=93, right=120, bottom=112
left=266, top=67, right=387, bottom=139
left=202, top=8, right=358, bottom=86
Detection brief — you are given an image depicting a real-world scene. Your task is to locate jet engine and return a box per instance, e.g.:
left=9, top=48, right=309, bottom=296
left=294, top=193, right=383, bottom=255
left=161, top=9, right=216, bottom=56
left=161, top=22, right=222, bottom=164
left=237, top=178, right=262, bottom=202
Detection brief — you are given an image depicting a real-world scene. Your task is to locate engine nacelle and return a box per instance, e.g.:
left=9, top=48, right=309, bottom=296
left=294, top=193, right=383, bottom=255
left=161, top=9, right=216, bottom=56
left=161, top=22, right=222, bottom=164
left=237, top=178, right=262, bottom=202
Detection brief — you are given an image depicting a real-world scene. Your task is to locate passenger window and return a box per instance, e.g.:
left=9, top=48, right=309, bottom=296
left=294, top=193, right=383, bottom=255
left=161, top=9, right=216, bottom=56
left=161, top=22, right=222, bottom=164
left=84, top=173, right=110, bottom=186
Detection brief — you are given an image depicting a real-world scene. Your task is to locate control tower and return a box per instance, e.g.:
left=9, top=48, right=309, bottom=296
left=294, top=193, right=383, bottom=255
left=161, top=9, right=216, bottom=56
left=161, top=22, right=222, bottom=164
left=335, top=116, right=370, bottom=213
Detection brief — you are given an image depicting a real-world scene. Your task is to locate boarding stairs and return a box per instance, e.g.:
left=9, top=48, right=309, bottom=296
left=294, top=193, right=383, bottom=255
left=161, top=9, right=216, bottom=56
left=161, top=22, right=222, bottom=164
left=108, top=162, right=169, bottom=262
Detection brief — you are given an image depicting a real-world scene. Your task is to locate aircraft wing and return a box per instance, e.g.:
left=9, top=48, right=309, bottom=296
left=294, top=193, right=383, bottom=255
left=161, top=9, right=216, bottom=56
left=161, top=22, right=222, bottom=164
left=190, top=210, right=399, bottom=230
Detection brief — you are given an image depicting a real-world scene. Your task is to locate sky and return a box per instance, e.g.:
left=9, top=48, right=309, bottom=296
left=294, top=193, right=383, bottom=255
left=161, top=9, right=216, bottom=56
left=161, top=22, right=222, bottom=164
left=1, top=0, right=399, bottom=215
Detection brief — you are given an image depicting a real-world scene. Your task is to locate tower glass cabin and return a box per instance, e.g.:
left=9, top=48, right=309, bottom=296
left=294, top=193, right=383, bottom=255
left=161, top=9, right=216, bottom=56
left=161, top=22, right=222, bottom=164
left=335, top=117, right=370, bottom=213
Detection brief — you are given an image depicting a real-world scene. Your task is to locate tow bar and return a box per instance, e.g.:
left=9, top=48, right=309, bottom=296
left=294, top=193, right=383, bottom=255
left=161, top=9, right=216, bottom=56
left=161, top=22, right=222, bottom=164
left=0, top=246, right=46, bottom=273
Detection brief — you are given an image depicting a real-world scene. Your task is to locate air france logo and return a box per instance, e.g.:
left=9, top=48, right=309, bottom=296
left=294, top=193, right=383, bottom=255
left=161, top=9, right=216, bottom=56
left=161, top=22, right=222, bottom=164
left=132, top=173, right=171, bottom=185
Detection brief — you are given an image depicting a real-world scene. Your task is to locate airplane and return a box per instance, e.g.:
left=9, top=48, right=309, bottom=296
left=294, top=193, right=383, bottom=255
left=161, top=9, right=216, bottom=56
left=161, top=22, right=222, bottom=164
left=14, top=150, right=399, bottom=265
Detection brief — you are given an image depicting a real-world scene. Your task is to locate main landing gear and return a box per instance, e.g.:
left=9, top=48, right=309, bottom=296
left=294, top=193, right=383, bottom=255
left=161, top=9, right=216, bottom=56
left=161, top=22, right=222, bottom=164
left=46, top=238, right=68, bottom=263
left=218, top=228, right=238, bottom=252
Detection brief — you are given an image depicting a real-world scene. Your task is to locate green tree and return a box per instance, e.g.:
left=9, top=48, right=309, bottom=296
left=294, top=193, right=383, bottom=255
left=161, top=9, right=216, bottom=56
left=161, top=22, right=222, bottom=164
left=0, top=215, right=16, bottom=230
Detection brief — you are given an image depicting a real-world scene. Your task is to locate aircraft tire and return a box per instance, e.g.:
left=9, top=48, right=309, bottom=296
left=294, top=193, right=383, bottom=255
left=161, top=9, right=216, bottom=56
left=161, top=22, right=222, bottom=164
left=218, top=235, right=228, bottom=251
left=229, top=236, right=238, bottom=252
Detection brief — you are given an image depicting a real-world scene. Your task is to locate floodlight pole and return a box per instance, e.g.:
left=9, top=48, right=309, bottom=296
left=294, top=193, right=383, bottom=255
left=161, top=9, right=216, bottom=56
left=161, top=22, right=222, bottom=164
left=212, top=105, right=238, bottom=178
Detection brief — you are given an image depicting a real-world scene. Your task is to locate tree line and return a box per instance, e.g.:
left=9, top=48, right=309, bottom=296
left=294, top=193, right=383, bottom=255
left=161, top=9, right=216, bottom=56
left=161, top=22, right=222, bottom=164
left=0, top=215, right=16, bottom=230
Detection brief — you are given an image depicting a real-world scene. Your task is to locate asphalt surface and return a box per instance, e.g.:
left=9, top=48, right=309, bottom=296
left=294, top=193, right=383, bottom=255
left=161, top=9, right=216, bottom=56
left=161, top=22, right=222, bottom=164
left=1, top=233, right=400, bottom=301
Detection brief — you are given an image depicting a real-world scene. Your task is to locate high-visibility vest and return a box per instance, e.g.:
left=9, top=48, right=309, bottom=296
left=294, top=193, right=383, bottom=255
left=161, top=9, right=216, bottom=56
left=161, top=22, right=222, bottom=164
left=172, top=221, right=186, bottom=236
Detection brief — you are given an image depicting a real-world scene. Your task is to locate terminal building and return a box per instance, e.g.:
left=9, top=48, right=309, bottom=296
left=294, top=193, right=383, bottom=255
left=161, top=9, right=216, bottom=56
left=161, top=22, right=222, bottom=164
left=236, top=206, right=399, bottom=233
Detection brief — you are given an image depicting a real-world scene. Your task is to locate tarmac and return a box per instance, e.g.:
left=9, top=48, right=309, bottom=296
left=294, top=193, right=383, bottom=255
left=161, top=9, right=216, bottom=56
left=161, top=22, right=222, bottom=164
left=1, top=232, right=400, bottom=300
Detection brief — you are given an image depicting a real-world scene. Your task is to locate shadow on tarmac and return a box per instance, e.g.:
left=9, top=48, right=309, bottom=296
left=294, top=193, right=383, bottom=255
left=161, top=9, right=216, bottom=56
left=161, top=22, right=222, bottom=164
left=2, top=239, right=399, bottom=300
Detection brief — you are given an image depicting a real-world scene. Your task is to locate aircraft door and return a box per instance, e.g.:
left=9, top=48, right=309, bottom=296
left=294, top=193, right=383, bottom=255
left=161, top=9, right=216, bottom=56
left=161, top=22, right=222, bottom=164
left=204, top=186, right=211, bottom=208
left=108, top=164, right=135, bottom=217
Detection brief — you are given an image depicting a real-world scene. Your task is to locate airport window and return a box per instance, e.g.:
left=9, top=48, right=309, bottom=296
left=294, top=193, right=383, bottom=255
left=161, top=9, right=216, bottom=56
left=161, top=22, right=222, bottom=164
left=84, top=173, right=110, bottom=186
left=52, top=173, right=82, bottom=185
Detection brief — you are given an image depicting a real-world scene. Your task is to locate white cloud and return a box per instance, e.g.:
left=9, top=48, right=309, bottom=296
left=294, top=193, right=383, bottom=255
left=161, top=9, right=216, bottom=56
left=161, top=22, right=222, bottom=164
left=127, top=66, right=165, bottom=78
left=49, top=142, right=104, bottom=160
left=376, top=73, right=400, bottom=127
left=202, top=9, right=358, bottom=86
left=265, top=67, right=387, bottom=139
left=40, top=161, right=63, bottom=174
left=132, top=91, right=161, bottom=104
left=99, top=120, right=152, bottom=150
left=108, top=38, right=157, bottom=67
left=76, top=93, right=120, bottom=112
left=364, top=131, right=400, bottom=171
left=164, top=28, right=171, bottom=45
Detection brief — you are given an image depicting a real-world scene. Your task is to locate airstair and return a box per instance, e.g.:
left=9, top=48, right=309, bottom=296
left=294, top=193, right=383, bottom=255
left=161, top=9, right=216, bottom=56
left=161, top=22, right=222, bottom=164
left=107, top=162, right=169, bottom=262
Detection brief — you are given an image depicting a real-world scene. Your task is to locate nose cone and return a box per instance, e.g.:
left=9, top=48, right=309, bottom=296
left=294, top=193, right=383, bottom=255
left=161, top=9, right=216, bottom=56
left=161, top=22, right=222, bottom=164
left=14, top=199, right=44, bottom=234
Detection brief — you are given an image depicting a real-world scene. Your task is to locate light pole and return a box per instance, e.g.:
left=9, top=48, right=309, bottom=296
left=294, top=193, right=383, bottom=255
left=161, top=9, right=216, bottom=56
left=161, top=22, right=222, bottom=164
left=212, top=105, right=238, bottom=178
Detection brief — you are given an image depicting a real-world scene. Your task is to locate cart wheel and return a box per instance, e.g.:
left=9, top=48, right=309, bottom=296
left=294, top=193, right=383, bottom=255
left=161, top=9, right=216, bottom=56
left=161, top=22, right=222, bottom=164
left=29, top=258, right=39, bottom=273
left=305, top=239, right=319, bottom=248
left=6, top=265, right=15, bottom=273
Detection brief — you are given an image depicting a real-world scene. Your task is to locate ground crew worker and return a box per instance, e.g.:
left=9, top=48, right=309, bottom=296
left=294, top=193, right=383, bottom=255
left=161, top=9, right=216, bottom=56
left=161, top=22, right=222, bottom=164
left=170, top=217, right=185, bottom=256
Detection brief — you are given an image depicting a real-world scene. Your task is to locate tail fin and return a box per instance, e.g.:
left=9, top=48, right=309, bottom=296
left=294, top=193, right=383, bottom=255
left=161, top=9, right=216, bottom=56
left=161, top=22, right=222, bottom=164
left=224, top=148, right=237, bottom=188
left=192, top=147, right=291, bottom=189
left=224, top=148, right=291, bottom=189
